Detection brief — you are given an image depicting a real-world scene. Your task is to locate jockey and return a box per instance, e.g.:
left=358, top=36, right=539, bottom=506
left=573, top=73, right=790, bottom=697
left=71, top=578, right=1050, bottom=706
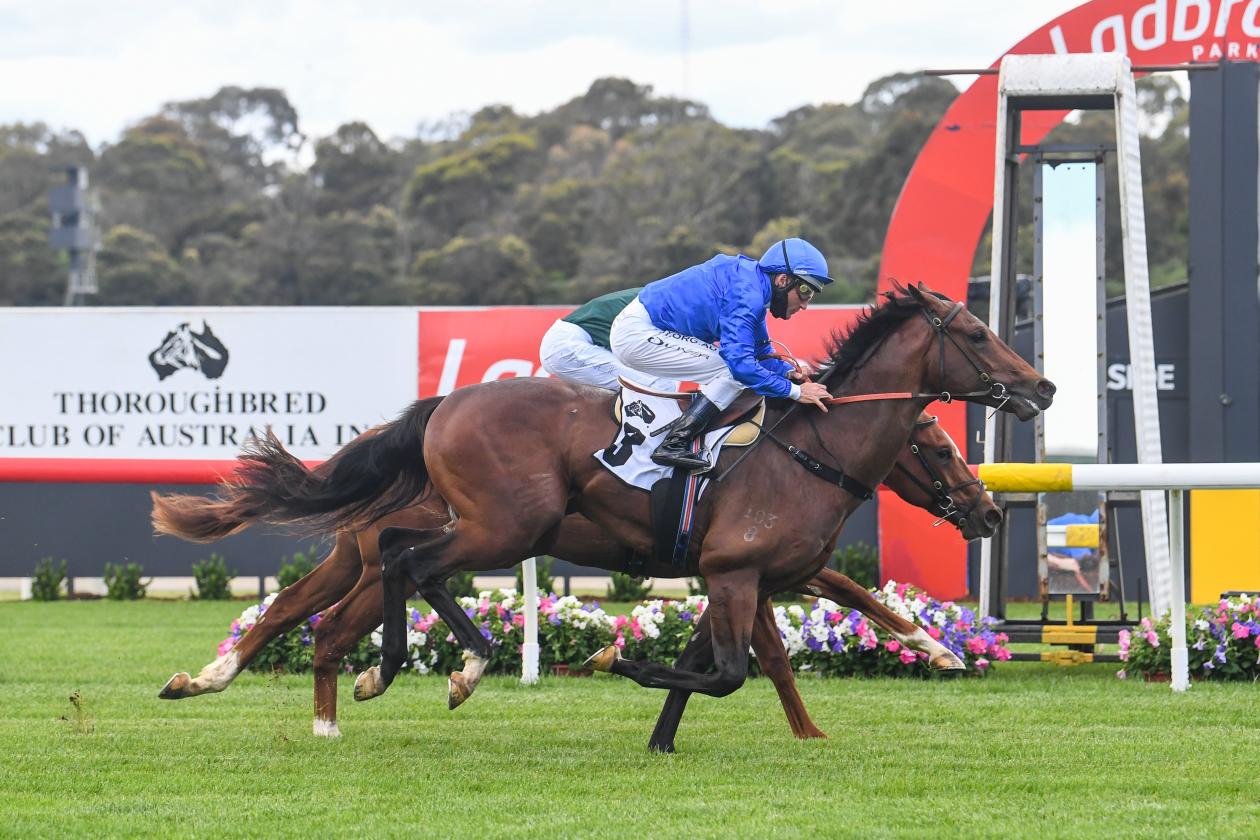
left=609, top=238, right=832, bottom=471
left=538, top=287, right=677, bottom=391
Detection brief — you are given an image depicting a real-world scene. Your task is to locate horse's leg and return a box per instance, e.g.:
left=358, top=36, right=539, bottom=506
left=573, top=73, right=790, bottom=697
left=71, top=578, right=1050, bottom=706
left=590, top=568, right=760, bottom=698
left=311, top=562, right=416, bottom=737
left=749, top=596, right=827, bottom=739
left=806, top=567, right=964, bottom=672
left=647, top=611, right=715, bottom=753
left=160, top=531, right=360, bottom=699
left=646, top=594, right=826, bottom=753
left=355, top=522, right=540, bottom=708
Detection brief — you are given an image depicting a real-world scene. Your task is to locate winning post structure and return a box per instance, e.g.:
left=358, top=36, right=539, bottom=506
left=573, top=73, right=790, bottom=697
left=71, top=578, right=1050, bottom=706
left=0, top=457, right=542, bottom=684
left=979, top=462, right=1260, bottom=691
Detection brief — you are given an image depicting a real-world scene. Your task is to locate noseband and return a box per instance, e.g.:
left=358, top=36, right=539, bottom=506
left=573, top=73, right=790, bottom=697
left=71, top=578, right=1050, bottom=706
left=891, top=415, right=985, bottom=531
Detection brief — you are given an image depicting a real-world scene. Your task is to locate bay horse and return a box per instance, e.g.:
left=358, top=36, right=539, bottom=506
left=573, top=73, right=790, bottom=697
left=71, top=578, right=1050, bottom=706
left=154, top=412, right=997, bottom=744
left=155, top=283, right=1052, bottom=747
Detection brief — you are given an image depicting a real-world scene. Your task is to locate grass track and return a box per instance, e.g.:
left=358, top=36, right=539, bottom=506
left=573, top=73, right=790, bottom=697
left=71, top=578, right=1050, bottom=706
left=1, top=601, right=1257, bottom=838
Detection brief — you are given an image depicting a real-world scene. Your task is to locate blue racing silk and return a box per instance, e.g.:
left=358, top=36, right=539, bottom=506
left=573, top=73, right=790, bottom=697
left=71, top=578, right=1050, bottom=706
left=638, top=254, right=795, bottom=398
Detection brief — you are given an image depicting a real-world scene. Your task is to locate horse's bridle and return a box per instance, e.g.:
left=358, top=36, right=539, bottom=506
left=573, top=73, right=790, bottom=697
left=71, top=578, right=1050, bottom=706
left=921, top=300, right=1011, bottom=409
left=890, top=415, right=985, bottom=530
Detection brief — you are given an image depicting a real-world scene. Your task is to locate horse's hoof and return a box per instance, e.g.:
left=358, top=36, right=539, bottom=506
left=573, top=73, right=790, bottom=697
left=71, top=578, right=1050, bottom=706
left=353, top=666, right=384, bottom=702
left=159, top=672, right=191, bottom=699
left=929, top=651, right=967, bottom=673
left=448, top=672, right=472, bottom=710
left=583, top=645, right=621, bottom=673
left=312, top=718, right=342, bottom=738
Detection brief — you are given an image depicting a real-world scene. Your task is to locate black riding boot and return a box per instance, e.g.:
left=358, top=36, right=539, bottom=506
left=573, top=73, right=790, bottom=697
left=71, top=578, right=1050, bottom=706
left=651, top=395, right=720, bottom=471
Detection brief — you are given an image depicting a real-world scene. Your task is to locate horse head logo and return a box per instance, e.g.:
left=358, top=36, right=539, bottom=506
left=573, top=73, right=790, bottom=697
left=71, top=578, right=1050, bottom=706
left=624, top=400, right=656, bottom=424
left=149, top=321, right=230, bottom=381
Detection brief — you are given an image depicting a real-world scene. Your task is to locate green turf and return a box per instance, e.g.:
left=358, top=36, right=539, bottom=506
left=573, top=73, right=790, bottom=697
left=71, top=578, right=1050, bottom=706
left=1, top=601, right=1256, bottom=839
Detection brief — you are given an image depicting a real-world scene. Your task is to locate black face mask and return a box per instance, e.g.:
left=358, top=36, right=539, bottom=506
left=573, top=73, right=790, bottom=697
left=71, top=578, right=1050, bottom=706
left=769, top=281, right=791, bottom=319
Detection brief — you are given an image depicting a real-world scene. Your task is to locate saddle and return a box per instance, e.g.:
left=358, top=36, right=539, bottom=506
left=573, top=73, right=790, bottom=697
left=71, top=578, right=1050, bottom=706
left=609, top=380, right=767, bottom=574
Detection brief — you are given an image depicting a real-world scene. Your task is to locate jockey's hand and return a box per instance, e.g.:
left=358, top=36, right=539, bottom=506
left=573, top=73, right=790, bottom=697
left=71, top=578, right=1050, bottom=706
left=795, top=381, right=830, bottom=412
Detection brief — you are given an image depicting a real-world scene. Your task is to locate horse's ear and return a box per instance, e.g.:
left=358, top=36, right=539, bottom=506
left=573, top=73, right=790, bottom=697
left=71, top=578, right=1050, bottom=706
left=906, top=282, right=928, bottom=304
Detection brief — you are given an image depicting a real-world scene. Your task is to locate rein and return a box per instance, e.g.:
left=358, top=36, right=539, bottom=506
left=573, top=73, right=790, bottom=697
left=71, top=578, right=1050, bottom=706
left=714, top=297, right=1010, bottom=493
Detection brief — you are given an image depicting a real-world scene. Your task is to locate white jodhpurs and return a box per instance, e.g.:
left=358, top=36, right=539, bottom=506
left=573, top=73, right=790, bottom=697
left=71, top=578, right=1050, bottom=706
left=609, top=298, right=743, bottom=409
left=539, top=319, right=677, bottom=392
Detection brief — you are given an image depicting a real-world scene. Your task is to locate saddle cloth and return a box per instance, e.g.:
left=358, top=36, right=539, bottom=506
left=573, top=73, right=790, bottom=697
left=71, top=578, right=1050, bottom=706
left=595, top=387, right=763, bottom=492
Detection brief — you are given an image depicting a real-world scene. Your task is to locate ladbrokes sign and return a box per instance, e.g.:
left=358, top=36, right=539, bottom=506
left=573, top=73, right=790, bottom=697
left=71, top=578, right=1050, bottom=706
left=1047, top=0, right=1260, bottom=60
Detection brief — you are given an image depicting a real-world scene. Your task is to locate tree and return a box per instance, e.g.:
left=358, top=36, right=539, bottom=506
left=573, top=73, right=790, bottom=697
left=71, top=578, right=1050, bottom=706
left=96, top=225, right=187, bottom=304
left=408, top=234, right=541, bottom=304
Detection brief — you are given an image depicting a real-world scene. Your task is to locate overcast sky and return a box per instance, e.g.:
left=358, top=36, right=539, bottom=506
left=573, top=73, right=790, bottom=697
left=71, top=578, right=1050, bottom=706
left=2, top=0, right=1083, bottom=147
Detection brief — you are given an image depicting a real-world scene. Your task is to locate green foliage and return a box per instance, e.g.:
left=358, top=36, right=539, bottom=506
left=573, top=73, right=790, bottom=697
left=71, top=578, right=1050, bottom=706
left=276, top=549, right=319, bottom=590
left=515, top=557, right=556, bottom=597
left=829, top=540, right=879, bottom=589
left=687, top=576, right=708, bottom=596
left=191, top=553, right=235, bottom=600
left=605, top=572, right=652, bottom=602
left=0, top=73, right=1194, bottom=309
left=103, top=562, right=148, bottom=600
left=445, top=570, right=478, bottom=599
left=31, top=557, right=67, bottom=601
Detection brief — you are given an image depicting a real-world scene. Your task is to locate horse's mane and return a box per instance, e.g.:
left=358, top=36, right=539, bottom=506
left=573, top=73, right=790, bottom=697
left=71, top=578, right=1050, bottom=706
left=814, top=284, right=951, bottom=384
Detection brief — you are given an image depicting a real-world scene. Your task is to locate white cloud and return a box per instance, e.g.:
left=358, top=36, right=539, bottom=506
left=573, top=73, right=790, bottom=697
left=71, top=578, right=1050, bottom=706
left=0, top=0, right=1082, bottom=147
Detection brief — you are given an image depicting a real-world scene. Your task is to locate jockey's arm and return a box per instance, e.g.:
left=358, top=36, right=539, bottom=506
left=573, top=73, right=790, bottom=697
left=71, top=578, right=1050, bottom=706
left=752, top=318, right=795, bottom=378
left=717, top=299, right=798, bottom=400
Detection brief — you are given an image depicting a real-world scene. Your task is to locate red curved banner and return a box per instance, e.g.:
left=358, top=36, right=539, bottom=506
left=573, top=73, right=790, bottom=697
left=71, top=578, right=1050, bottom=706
left=877, top=0, right=1260, bottom=598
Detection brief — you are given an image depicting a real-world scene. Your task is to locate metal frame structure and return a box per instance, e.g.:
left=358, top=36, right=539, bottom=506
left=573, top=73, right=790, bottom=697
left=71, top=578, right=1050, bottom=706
left=980, top=54, right=1171, bottom=648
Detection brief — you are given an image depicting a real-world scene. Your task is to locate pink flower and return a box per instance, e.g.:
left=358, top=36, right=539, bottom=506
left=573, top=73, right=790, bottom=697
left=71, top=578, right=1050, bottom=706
left=512, top=614, right=525, bottom=627
left=1139, top=617, right=1154, bottom=631
left=974, top=657, right=990, bottom=670
left=502, top=622, right=512, bottom=635
left=1116, top=669, right=1127, bottom=679
left=994, top=647, right=1012, bottom=662
left=1254, top=635, right=1260, bottom=649
left=896, top=583, right=909, bottom=598
left=614, top=615, right=629, bottom=630
left=1232, top=622, right=1249, bottom=640
left=927, top=625, right=941, bottom=640
left=884, top=639, right=902, bottom=653
left=631, top=620, right=643, bottom=641
left=899, top=649, right=918, bottom=665
left=217, top=637, right=235, bottom=657
left=855, top=619, right=869, bottom=637
left=1145, top=631, right=1160, bottom=647
left=495, top=604, right=506, bottom=619
left=966, top=636, right=987, bottom=655
left=614, top=633, right=625, bottom=649
left=477, top=603, right=489, bottom=617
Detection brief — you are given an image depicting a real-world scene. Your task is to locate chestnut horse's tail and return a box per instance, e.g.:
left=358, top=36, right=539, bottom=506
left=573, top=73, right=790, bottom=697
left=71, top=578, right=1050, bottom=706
left=151, top=397, right=443, bottom=542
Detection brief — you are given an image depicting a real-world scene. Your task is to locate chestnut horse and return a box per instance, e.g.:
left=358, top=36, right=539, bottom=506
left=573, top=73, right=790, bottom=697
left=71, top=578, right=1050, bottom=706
left=154, top=284, right=1051, bottom=748
left=154, top=412, right=997, bottom=744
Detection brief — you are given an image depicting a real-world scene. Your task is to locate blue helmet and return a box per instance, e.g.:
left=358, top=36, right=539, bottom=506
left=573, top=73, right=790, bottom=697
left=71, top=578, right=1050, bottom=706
left=759, top=238, right=832, bottom=291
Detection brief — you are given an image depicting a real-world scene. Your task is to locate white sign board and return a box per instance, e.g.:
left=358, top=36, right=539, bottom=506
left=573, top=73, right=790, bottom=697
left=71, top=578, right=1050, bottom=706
left=0, top=308, right=418, bottom=460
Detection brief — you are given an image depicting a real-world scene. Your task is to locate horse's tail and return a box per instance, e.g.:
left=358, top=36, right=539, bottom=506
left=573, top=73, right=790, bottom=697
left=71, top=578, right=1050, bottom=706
left=151, top=397, right=443, bottom=541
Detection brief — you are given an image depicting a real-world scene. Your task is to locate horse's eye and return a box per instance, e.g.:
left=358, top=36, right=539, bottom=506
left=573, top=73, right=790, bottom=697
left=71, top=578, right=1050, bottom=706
left=937, top=448, right=952, bottom=461
left=969, top=329, right=987, bottom=344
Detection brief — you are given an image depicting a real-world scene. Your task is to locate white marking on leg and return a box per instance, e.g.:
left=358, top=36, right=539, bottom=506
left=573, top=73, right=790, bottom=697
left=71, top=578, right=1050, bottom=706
left=188, top=650, right=240, bottom=694
left=313, top=718, right=342, bottom=738
left=459, top=650, right=488, bottom=692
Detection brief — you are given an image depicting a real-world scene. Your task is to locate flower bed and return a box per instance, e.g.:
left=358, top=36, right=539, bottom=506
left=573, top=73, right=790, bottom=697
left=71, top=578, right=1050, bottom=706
left=219, top=580, right=1011, bottom=678
left=1118, top=595, right=1260, bottom=681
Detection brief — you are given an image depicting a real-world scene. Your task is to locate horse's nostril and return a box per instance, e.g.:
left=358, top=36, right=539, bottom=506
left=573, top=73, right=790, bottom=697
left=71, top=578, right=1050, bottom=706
left=984, top=508, right=1003, bottom=529
left=1037, top=379, right=1056, bottom=400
